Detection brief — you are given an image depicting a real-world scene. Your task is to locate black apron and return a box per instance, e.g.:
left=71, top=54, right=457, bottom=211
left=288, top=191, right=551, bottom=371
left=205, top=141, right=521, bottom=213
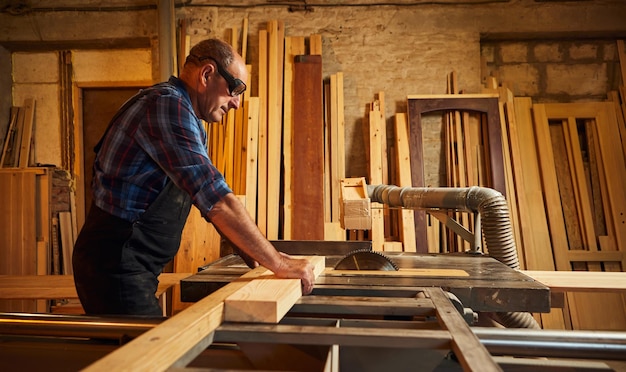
left=73, top=180, right=191, bottom=316
left=73, top=83, right=193, bottom=315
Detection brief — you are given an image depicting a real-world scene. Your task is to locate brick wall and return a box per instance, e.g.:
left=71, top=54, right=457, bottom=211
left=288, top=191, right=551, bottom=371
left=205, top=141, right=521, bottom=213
left=482, top=39, right=622, bottom=102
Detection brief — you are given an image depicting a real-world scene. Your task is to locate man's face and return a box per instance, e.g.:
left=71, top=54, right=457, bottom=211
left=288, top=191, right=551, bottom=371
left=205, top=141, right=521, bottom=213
left=201, top=57, right=248, bottom=123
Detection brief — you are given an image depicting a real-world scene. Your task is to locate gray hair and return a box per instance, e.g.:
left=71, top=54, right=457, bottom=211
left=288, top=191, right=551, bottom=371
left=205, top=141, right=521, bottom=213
left=186, top=38, right=235, bottom=67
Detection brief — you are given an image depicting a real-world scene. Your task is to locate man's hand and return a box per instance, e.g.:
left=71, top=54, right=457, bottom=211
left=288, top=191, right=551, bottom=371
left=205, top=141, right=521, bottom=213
left=274, top=252, right=316, bottom=295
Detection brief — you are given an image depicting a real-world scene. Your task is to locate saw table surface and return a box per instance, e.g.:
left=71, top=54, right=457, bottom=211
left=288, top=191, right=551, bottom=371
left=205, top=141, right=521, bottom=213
left=181, top=247, right=550, bottom=313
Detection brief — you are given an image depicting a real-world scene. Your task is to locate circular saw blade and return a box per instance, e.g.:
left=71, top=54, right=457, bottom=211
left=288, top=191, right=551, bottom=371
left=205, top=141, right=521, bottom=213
left=334, top=249, right=399, bottom=271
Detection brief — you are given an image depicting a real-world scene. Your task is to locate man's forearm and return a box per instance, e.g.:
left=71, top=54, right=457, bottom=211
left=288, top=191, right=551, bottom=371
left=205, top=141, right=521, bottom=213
left=207, top=193, right=282, bottom=270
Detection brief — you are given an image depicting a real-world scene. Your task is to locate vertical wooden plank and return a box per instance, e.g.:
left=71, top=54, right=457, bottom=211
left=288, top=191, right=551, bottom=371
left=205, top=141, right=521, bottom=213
left=406, top=100, right=427, bottom=252
left=505, top=100, right=533, bottom=269
left=617, top=40, right=626, bottom=85
left=291, top=55, right=324, bottom=240
left=245, top=97, right=260, bottom=222
left=0, top=108, right=19, bottom=167
left=257, top=29, right=269, bottom=237
left=369, top=103, right=384, bottom=251
left=59, top=211, right=74, bottom=275
left=283, top=36, right=305, bottom=240
left=329, top=74, right=339, bottom=225
left=563, top=117, right=598, bottom=253
left=516, top=102, right=561, bottom=271
left=309, top=34, right=322, bottom=55
left=266, top=20, right=282, bottom=240
left=394, top=113, right=417, bottom=252
left=594, top=106, right=626, bottom=253
left=324, top=71, right=347, bottom=241
left=524, top=102, right=566, bottom=329
left=11, top=107, right=26, bottom=167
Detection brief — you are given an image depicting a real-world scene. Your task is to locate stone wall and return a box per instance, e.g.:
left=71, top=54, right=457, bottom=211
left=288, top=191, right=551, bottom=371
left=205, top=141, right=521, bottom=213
left=1, top=0, right=625, bottom=181
left=482, top=39, right=622, bottom=102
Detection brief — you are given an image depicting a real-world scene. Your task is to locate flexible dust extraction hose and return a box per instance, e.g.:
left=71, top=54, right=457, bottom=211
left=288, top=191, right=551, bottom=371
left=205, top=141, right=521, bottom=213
left=367, top=184, right=541, bottom=329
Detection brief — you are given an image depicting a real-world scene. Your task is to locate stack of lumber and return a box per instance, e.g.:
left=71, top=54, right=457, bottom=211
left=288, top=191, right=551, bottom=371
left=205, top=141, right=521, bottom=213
left=182, top=20, right=347, bottom=242
left=0, top=98, right=35, bottom=169
left=360, top=93, right=416, bottom=252
left=174, top=19, right=347, bottom=312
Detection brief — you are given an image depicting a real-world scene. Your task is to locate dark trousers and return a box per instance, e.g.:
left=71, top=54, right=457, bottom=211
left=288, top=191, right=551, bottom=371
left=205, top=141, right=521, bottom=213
left=73, top=181, right=191, bottom=316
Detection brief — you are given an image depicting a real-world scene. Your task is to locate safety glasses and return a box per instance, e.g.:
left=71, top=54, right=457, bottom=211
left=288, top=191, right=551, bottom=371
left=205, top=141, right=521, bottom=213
left=191, top=54, right=247, bottom=97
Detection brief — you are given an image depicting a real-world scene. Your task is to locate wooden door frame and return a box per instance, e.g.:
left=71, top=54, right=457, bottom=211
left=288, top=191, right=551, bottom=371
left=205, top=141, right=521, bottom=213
left=72, top=81, right=152, bottom=230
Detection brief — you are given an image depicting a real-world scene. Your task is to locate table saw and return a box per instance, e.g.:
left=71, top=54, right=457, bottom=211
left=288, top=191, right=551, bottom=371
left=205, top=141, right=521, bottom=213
left=2, top=183, right=626, bottom=371
left=182, top=241, right=550, bottom=315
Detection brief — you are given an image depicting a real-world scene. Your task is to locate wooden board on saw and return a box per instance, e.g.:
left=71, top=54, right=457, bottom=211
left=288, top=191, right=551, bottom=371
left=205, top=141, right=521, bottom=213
left=224, top=256, right=325, bottom=323
left=291, top=55, right=324, bottom=240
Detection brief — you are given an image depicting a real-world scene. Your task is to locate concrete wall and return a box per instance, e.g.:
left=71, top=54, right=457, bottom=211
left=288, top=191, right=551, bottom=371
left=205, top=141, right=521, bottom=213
left=1, top=0, right=625, bottom=179
left=9, top=49, right=152, bottom=167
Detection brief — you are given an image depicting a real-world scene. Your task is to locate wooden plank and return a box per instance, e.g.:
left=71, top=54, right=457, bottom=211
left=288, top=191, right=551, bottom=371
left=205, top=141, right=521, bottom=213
left=427, top=287, right=502, bottom=372
left=549, top=121, right=585, bottom=271
left=224, top=278, right=301, bottom=323
left=309, top=34, right=322, bottom=55
left=0, top=273, right=191, bottom=300
left=368, top=102, right=384, bottom=251
left=59, top=211, right=74, bottom=275
left=282, top=36, right=305, bottom=239
left=84, top=257, right=321, bottom=371
left=563, top=117, right=598, bottom=252
left=505, top=99, right=534, bottom=269
left=0, top=107, right=19, bottom=168
left=523, top=270, right=626, bottom=293
left=266, top=20, right=283, bottom=240
left=291, top=55, right=325, bottom=240
left=336, top=72, right=346, bottom=223
left=394, top=113, right=417, bottom=252
left=617, top=40, right=626, bottom=85
left=593, top=106, right=626, bottom=254
left=524, top=102, right=567, bottom=330
left=256, top=29, right=269, bottom=236
left=514, top=101, right=559, bottom=271
left=244, top=97, right=260, bottom=221
left=224, top=256, right=324, bottom=323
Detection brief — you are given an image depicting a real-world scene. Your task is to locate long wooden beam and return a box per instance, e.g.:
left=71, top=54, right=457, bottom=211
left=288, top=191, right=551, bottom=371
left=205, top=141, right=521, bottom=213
left=83, top=256, right=323, bottom=371
left=82, top=266, right=273, bottom=371
left=0, top=273, right=192, bottom=300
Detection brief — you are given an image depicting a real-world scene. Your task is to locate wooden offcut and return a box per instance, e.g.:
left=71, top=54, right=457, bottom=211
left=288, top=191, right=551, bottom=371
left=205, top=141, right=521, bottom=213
left=340, top=177, right=371, bottom=230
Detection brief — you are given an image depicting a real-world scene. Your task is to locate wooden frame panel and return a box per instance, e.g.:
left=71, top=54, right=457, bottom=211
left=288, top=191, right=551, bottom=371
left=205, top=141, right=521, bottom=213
left=406, top=94, right=504, bottom=252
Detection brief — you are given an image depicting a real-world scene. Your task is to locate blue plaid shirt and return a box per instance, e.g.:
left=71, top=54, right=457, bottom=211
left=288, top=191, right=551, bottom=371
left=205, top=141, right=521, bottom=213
left=92, top=76, right=232, bottom=222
